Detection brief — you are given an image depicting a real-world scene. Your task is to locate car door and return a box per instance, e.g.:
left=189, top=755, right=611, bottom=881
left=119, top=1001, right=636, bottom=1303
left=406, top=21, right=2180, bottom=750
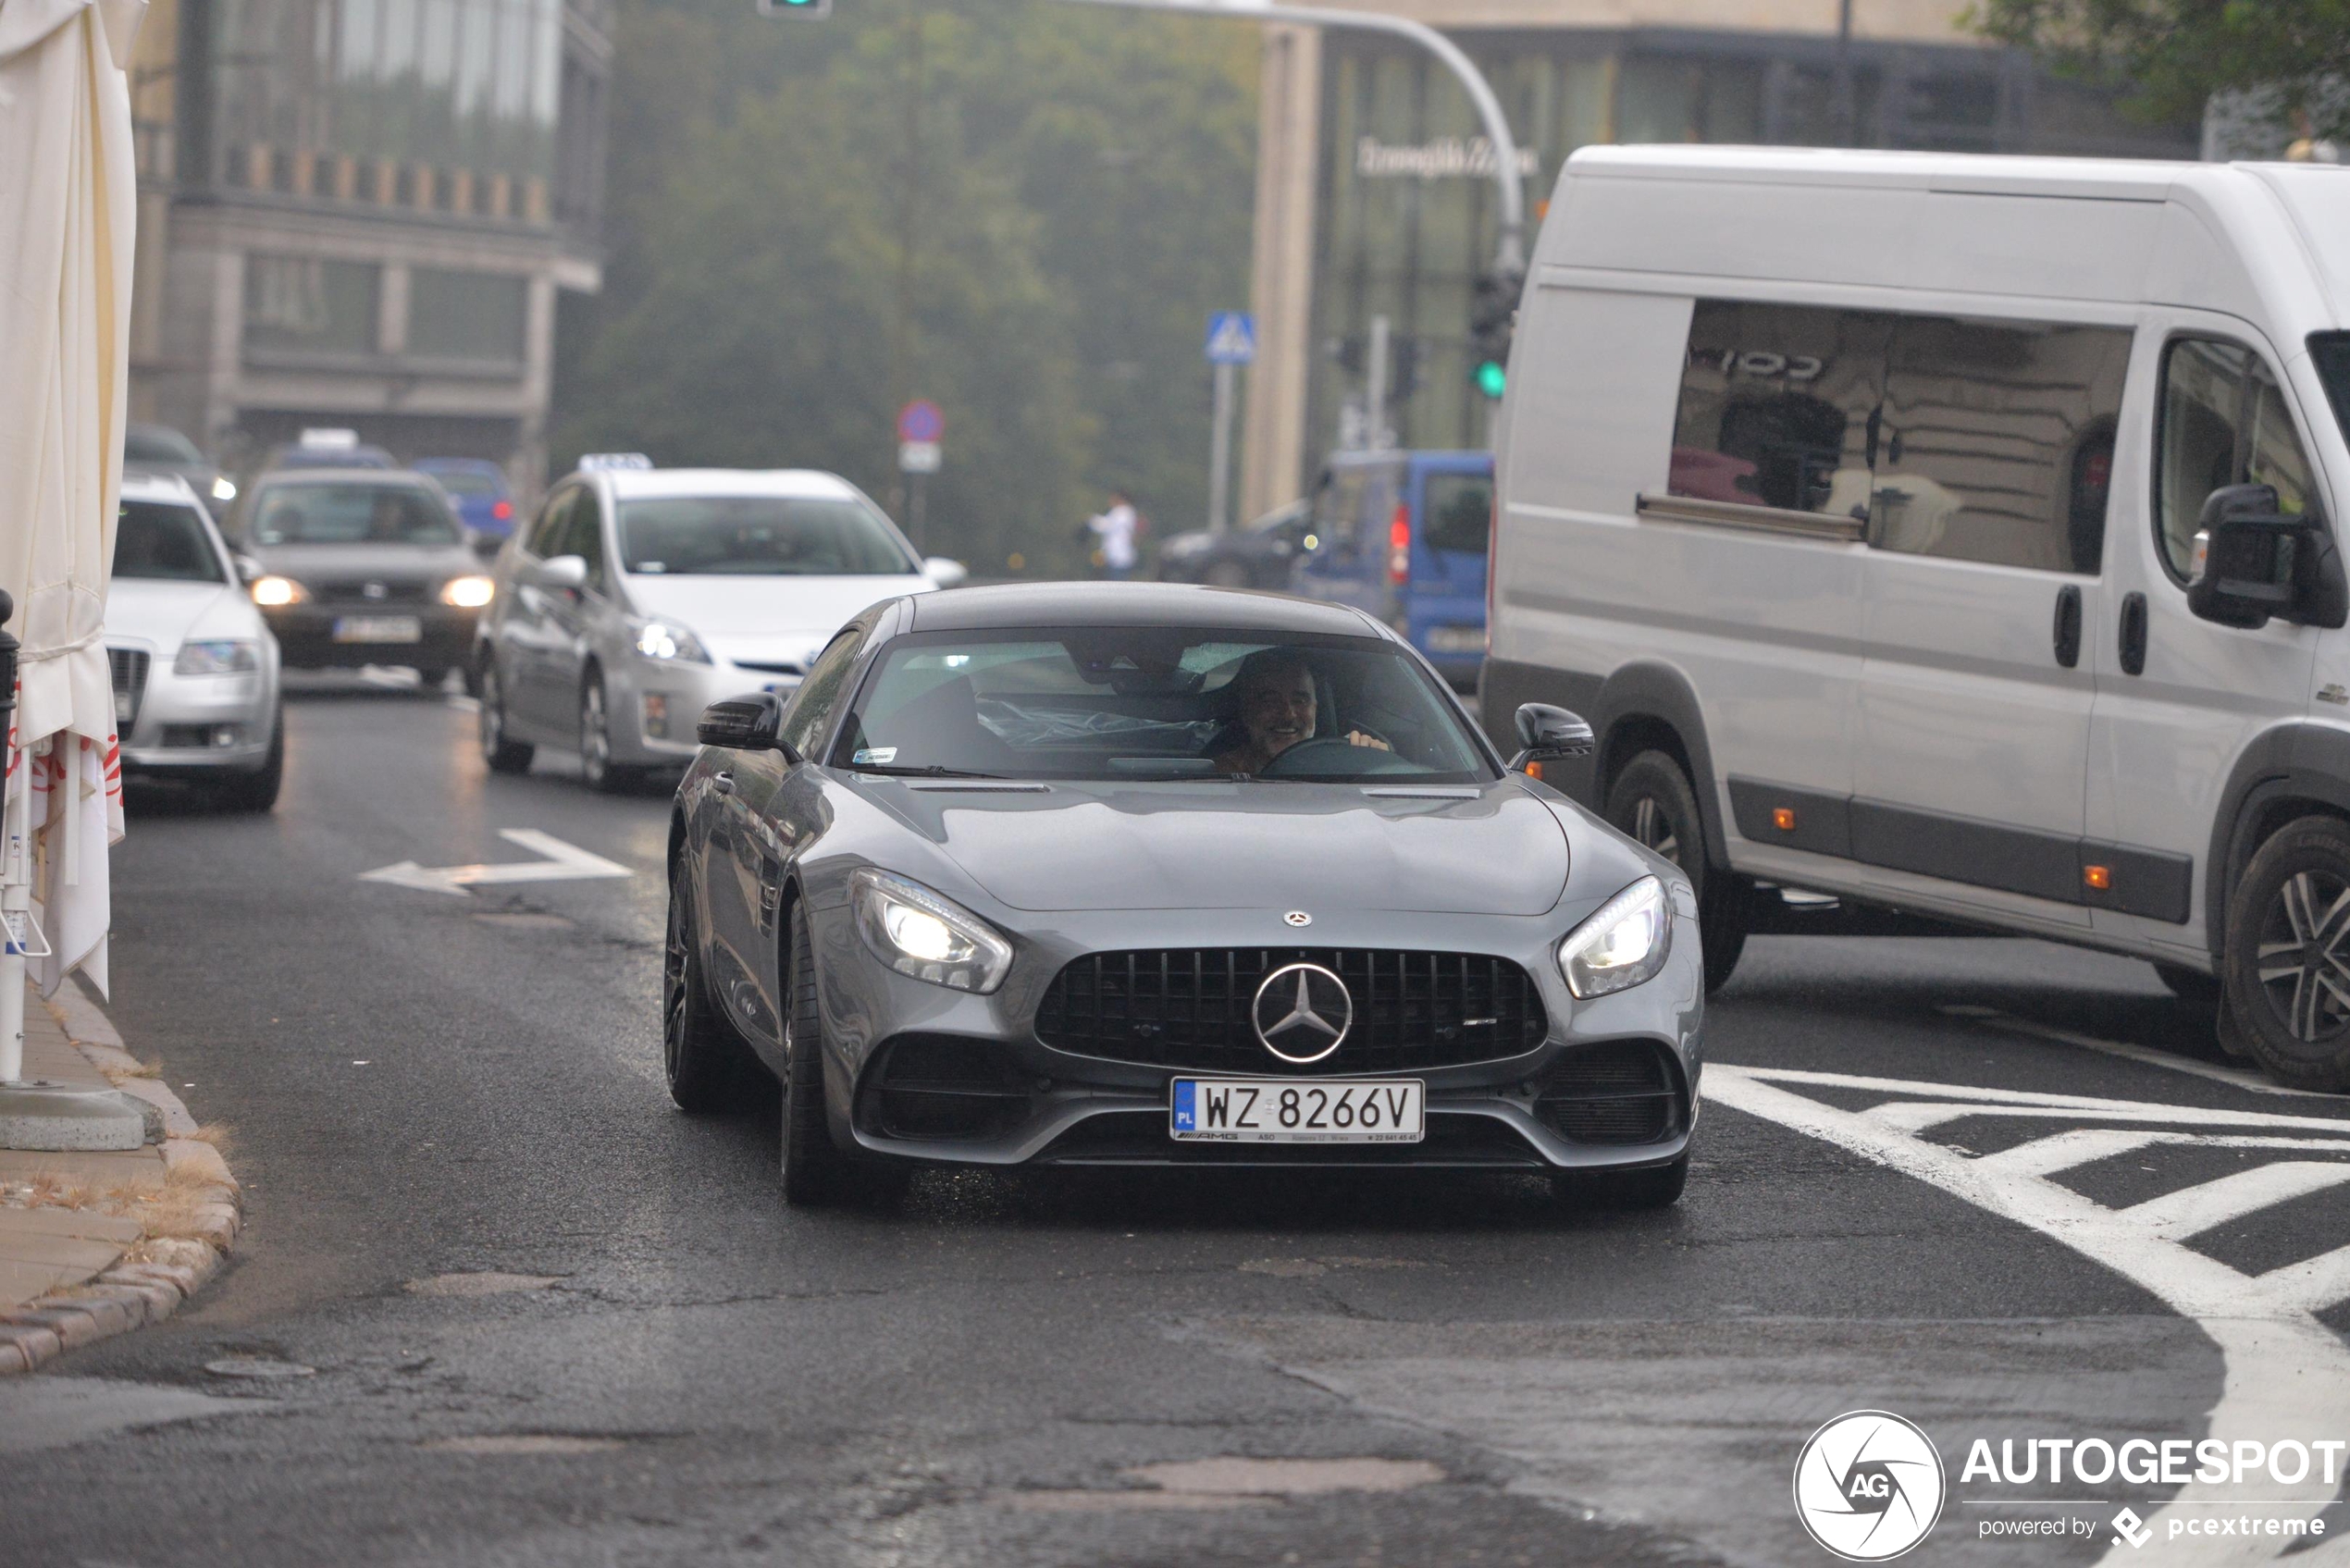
left=2085, top=320, right=2328, bottom=957
left=708, top=624, right=867, bottom=1046
left=538, top=489, right=612, bottom=737
left=501, top=488, right=576, bottom=737
left=1850, top=312, right=2134, bottom=925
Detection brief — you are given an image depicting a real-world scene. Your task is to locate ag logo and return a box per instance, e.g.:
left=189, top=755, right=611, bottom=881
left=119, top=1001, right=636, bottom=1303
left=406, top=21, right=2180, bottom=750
left=1792, top=1411, right=1945, bottom=1562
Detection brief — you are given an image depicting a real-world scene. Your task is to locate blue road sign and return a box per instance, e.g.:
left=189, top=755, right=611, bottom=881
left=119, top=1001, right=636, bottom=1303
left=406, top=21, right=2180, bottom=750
left=897, top=399, right=944, bottom=444
left=1205, top=312, right=1256, bottom=365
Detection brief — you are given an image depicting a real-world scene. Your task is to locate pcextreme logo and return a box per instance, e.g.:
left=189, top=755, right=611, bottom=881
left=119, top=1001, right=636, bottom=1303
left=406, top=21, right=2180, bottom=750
left=1793, top=1411, right=1948, bottom=1562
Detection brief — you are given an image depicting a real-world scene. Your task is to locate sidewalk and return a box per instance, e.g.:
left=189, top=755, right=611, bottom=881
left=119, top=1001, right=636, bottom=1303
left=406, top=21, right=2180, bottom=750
left=0, top=981, right=241, bottom=1373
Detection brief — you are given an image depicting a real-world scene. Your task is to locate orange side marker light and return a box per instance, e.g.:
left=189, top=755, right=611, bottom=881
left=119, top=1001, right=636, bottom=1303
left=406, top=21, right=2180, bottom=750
left=1773, top=807, right=1797, bottom=832
left=2084, top=865, right=2112, bottom=891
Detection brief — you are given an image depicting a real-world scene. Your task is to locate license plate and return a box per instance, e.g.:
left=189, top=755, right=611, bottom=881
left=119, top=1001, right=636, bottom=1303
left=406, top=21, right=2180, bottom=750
left=1424, top=626, right=1485, bottom=654
left=1170, top=1079, right=1424, bottom=1143
left=333, top=615, right=422, bottom=644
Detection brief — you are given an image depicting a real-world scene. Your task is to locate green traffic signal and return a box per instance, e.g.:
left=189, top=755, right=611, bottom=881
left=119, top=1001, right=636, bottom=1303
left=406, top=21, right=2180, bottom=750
left=1476, top=360, right=1507, bottom=400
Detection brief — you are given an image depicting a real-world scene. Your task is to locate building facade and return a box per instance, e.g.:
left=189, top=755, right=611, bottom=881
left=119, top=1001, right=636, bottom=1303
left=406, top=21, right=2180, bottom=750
left=126, top=0, right=612, bottom=491
left=1237, top=0, right=2199, bottom=520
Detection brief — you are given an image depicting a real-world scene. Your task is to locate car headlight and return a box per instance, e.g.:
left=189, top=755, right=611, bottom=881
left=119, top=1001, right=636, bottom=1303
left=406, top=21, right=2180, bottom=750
left=173, top=638, right=260, bottom=675
left=1557, top=874, right=1672, bottom=999
left=249, top=574, right=306, bottom=606
left=633, top=618, right=710, bottom=663
left=210, top=476, right=238, bottom=501
left=848, top=868, right=1013, bottom=994
left=439, top=574, right=496, bottom=608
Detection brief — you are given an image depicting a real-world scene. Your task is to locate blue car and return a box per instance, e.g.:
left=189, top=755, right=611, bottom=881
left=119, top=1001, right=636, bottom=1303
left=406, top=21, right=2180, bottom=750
left=1290, top=449, right=1492, bottom=690
left=414, top=457, right=518, bottom=541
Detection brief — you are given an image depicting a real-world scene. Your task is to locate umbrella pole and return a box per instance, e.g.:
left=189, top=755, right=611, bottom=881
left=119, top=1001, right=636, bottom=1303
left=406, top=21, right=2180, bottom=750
left=0, top=586, right=20, bottom=1082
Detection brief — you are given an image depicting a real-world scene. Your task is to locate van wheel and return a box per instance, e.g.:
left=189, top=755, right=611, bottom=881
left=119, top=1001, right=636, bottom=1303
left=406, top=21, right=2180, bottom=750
left=1605, top=750, right=1746, bottom=994
left=2221, top=815, right=2350, bottom=1092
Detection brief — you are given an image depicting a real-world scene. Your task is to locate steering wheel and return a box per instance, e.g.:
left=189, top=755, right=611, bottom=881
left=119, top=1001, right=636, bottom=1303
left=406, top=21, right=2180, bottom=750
left=1257, top=734, right=1416, bottom=778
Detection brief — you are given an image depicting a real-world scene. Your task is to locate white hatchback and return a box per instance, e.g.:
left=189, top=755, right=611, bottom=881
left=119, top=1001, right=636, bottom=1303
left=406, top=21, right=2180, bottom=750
left=474, top=467, right=964, bottom=789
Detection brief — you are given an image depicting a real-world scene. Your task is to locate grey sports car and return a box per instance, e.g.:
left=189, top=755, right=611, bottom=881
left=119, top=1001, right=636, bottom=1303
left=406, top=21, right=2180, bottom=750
left=663, top=584, right=1704, bottom=1206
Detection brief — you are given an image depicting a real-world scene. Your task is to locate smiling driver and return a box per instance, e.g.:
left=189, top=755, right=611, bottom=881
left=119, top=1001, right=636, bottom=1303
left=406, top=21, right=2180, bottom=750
left=1211, top=648, right=1389, bottom=776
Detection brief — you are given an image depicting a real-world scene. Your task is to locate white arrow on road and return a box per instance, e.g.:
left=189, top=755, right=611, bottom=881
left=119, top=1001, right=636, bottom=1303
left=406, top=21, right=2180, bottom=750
left=359, top=829, right=633, bottom=896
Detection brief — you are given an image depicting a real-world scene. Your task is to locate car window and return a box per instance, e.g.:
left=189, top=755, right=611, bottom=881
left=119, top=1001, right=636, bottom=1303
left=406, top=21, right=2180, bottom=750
left=115, top=500, right=227, bottom=584
left=1421, top=474, right=1491, bottom=555
left=2157, top=338, right=2320, bottom=583
left=834, top=627, right=1493, bottom=784
left=779, top=628, right=866, bottom=759
left=563, top=491, right=609, bottom=592
left=616, top=495, right=914, bottom=576
left=1870, top=316, right=2132, bottom=573
left=1673, top=300, right=1895, bottom=519
left=431, top=471, right=502, bottom=498
left=125, top=426, right=203, bottom=464
left=250, top=483, right=461, bottom=545
left=526, top=488, right=578, bottom=558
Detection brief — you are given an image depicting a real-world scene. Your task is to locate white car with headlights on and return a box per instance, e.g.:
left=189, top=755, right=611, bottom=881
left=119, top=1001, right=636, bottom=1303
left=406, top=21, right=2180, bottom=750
left=106, top=473, right=284, bottom=811
left=473, top=465, right=964, bottom=791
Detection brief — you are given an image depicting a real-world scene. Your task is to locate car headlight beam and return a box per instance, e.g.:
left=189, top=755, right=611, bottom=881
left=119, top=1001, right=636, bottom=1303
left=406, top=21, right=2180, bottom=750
left=249, top=574, right=306, bottom=607
left=1557, top=874, right=1673, bottom=999
left=173, top=638, right=260, bottom=675
left=633, top=618, right=710, bottom=663
left=849, top=868, right=1013, bottom=994
left=440, top=574, right=496, bottom=608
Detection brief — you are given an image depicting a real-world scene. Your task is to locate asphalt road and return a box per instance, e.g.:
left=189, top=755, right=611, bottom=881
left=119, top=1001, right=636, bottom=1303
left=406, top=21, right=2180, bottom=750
left=6, top=681, right=2349, bottom=1567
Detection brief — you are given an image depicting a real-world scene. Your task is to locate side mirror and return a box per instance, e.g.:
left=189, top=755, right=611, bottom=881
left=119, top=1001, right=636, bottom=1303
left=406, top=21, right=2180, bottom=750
left=1510, top=702, right=1593, bottom=773
left=233, top=554, right=265, bottom=585
left=532, top=554, right=588, bottom=592
left=922, top=556, right=969, bottom=588
left=696, top=693, right=799, bottom=760
left=2187, top=484, right=2349, bottom=631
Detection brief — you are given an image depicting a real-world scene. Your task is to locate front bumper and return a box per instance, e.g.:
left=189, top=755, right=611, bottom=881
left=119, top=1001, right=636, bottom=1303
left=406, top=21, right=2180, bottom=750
left=800, top=898, right=1704, bottom=1173
left=111, top=639, right=280, bottom=773
left=264, top=602, right=478, bottom=671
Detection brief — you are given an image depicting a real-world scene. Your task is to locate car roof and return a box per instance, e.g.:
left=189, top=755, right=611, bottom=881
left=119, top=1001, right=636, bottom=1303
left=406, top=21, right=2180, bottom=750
left=904, top=582, right=1386, bottom=636
left=119, top=471, right=204, bottom=505
left=599, top=467, right=864, bottom=501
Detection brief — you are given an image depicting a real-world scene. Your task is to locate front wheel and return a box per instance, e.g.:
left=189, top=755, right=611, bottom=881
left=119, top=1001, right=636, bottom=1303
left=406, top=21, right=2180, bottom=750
left=579, top=675, right=637, bottom=795
left=663, top=859, right=754, bottom=1113
left=2221, top=816, right=2350, bottom=1092
left=780, top=906, right=859, bottom=1204
left=211, top=712, right=284, bottom=813
left=1604, top=750, right=1746, bottom=993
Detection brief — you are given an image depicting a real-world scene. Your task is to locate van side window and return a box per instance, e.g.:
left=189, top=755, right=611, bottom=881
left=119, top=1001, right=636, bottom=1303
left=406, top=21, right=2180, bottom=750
left=1422, top=474, right=1491, bottom=554
left=1672, top=302, right=1895, bottom=520
left=2157, top=338, right=2319, bottom=583
left=1872, top=318, right=2132, bottom=574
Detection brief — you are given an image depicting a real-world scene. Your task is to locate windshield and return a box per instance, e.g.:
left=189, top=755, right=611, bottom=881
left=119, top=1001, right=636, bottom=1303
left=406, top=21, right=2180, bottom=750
left=116, top=500, right=227, bottom=584
left=249, top=484, right=463, bottom=546
left=835, top=628, right=1493, bottom=784
left=125, top=426, right=203, bottom=464
left=617, top=495, right=914, bottom=576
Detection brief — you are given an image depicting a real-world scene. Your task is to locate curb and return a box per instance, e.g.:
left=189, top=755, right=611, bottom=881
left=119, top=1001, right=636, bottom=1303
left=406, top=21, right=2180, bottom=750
left=0, top=982, right=241, bottom=1376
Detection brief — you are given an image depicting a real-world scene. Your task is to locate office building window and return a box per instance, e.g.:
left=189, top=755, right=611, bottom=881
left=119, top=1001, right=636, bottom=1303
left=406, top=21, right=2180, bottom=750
left=408, top=267, right=527, bottom=361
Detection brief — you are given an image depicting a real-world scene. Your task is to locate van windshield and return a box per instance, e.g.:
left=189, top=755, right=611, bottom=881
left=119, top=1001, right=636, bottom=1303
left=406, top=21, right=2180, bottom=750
left=834, top=628, right=1493, bottom=784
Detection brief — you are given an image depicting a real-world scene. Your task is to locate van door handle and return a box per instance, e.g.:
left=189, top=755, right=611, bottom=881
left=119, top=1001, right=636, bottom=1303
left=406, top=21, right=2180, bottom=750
left=2119, top=592, right=2149, bottom=676
left=2053, top=585, right=2083, bottom=669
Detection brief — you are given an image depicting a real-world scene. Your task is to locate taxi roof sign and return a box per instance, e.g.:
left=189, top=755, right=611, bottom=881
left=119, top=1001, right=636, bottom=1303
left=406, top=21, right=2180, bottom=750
left=577, top=452, right=654, bottom=472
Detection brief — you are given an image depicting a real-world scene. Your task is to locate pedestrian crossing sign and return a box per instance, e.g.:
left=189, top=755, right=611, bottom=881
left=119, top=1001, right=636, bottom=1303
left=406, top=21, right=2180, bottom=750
left=1205, top=312, right=1256, bottom=365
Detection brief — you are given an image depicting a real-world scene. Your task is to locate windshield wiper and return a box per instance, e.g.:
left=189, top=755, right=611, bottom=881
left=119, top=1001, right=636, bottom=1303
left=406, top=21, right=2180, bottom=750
left=849, top=763, right=1010, bottom=780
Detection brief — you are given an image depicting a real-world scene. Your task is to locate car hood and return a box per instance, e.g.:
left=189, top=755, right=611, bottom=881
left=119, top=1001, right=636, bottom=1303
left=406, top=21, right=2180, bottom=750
left=105, top=580, right=261, bottom=648
left=866, top=779, right=1571, bottom=914
left=250, top=541, right=480, bottom=582
left=623, top=574, right=930, bottom=641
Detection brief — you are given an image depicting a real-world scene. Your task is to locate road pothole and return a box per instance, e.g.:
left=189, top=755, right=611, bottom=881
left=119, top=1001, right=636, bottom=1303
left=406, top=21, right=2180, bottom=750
left=423, top=1434, right=626, bottom=1455
left=404, top=1272, right=564, bottom=1297
left=1003, top=1455, right=1445, bottom=1512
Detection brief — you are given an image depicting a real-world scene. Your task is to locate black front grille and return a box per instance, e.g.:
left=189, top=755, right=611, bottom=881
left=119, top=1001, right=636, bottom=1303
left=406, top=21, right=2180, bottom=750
left=1034, top=948, right=1549, bottom=1075
left=107, top=648, right=150, bottom=730
left=860, top=1033, right=1032, bottom=1142
left=1537, top=1041, right=1681, bottom=1145
left=308, top=579, right=431, bottom=604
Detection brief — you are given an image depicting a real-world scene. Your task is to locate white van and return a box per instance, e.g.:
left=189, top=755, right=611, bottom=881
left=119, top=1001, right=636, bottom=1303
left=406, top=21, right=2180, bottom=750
left=1487, top=146, right=2350, bottom=1092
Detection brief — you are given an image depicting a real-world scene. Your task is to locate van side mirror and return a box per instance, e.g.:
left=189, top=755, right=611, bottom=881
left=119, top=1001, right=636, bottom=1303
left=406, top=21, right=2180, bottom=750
left=2187, top=484, right=2349, bottom=631
left=696, top=693, right=799, bottom=760
left=1510, top=702, right=1593, bottom=772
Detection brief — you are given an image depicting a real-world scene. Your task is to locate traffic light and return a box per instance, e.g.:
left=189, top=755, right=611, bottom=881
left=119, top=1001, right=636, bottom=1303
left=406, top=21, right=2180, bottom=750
left=756, top=0, right=831, bottom=16
left=1469, top=270, right=1518, bottom=399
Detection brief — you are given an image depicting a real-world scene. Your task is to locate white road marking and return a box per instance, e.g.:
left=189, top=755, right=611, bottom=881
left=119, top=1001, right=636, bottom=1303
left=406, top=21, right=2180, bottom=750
left=1939, top=1005, right=2327, bottom=1099
left=446, top=694, right=480, bottom=713
left=1707, top=1063, right=2350, bottom=1566
left=2129, top=1161, right=2350, bottom=1241
left=357, top=829, right=632, bottom=896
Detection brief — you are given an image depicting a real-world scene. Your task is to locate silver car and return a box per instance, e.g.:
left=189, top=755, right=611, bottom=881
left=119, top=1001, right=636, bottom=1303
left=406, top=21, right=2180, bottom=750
left=474, top=467, right=965, bottom=790
left=106, top=474, right=283, bottom=810
left=663, top=583, right=1704, bottom=1209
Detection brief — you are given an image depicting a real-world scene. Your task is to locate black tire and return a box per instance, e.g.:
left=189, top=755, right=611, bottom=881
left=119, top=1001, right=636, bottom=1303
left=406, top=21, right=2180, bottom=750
left=578, top=673, right=637, bottom=794
left=663, top=859, right=754, bottom=1113
left=2221, top=815, right=2350, bottom=1092
left=1553, top=1152, right=1688, bottom=1210
left=212, top=712, right=284, bottom=813
left=781, top=905, right=858, bottom=1204
left=1604, top=750, right=1747, bottom=994
left=478, top=661, right=534, bottom=774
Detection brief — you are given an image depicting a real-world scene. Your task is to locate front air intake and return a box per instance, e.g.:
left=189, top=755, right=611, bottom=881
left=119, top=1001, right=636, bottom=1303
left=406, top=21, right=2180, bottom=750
left=1536, top=1041, right=1682, bottom=1144
left=861, top=1034, right=1031, bottom=1142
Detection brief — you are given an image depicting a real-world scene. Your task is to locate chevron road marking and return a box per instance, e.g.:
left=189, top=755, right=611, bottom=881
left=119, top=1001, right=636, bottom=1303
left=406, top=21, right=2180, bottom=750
left=1706, top=1064, right=2350, bottom=1567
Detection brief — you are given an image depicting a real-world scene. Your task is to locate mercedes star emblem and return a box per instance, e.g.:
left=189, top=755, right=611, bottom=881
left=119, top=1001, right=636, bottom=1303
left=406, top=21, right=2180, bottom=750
left=1252, top=962, right=1353, bottom=1064
left=1283, top=910, right=1312, bottom=927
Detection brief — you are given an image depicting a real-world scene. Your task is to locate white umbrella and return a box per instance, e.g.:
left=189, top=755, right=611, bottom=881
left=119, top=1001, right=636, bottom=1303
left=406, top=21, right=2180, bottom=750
left=0, top=0, right=142, bottom=1026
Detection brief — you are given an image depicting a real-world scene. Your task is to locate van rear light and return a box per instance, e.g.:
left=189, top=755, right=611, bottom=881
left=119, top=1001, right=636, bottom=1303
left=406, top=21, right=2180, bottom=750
left=1387, top=503, right=1411, bottom=586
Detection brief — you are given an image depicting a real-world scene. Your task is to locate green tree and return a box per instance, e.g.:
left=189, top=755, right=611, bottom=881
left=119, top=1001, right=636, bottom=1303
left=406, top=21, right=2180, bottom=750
left=1972, top=0, right=2350, bottom=138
